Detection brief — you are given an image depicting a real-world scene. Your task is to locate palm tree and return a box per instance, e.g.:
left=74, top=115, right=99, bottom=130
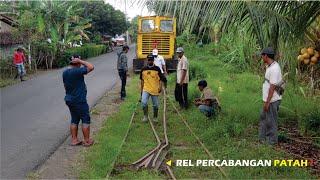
left=140, top=0, right=320, bottom=52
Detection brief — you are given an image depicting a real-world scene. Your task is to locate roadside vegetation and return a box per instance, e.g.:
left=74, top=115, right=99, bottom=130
left=0, top=0, right=131, bottom=87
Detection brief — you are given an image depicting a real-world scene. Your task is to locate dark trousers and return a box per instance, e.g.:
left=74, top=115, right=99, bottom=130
left=175, top=83, right=188, bottom=108
left=118, top=70, right=127, bottom=98
left=259, top=100, right=281, bottom=145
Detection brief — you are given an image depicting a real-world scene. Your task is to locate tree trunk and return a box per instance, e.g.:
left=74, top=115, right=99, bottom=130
left=49, top=54, right=53, bottom=69
left=45, top=55, right=48, bottom=70
left=28, top=42, right=32, bottom=70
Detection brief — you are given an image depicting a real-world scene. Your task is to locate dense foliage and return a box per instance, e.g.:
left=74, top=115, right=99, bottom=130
left=0, top=1, right=127, bottom=70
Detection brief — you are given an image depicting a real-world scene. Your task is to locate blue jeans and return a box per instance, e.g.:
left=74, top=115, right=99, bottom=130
left=199, top=105, right=214, bottom=117
left=141, top=91, right=159, bottom=116
left=16, top=64, right=26, bottom=76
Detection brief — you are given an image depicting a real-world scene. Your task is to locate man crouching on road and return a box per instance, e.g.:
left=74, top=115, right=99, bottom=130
left=140, top=54, right=167, bottom=122
left=63, top=54, right=95, bottom=147
left=194, top=80, right=221, bottom=118
left=259, top=47, right=282, bottom=145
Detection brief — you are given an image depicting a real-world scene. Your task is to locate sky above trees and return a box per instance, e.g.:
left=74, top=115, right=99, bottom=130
left=104, top=0, right=153, bottom=20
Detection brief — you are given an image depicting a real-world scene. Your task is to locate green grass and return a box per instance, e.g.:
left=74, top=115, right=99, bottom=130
left=78, top=78, right=140, bottom=179
left=0, top=77, right=18, bottom=87
left=79, top=44, right=318, bottom=179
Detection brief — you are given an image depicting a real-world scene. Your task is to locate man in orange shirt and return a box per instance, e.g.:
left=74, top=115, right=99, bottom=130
left=13, top=47, right=26, bottom=81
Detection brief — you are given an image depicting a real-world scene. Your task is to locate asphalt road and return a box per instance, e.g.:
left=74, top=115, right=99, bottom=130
left=0, top=45, right=135, bottom=179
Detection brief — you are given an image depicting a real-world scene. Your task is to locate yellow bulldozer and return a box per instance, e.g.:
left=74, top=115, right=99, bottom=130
left=133, top=16, right=177, bottom=72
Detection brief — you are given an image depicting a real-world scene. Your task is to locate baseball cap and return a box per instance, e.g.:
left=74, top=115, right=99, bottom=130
left=152, top=49, right=158, bottom=56
left=176, top=47, right=184, bottom=53
left=147, top=53, right=154, bottom=61
left=261, top=47, right=275, bottom=55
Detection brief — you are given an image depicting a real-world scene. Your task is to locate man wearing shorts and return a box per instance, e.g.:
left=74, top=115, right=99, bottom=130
left=63, top=54, right=94, bottom=146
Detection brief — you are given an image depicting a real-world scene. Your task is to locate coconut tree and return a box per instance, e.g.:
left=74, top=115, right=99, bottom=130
left=141, top=0, right=320, bottom=52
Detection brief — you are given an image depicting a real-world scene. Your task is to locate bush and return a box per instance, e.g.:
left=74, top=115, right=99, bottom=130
left=57, top=44, right=106, bottom=67
left=300, top=110, right=320, bottom=136
left=189, top=62, right=207, bottom=81
left=0, top=58, right=15, bottom=78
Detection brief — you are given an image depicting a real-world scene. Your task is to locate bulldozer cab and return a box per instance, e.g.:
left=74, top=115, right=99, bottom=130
left=133, top=16, right=177, bottom=72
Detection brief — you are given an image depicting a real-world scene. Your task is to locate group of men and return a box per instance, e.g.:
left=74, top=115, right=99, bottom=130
left=115, top=45, right=282, bottom=145
left=62, top=45, right=282, bottom=147
left=116, top=45, right=219, bottom=122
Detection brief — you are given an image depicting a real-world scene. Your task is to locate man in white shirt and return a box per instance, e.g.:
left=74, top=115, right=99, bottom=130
left=175, top=47, right=189, bottom=109
left=152, top=49, right=167, bottom=76
left=259, top=47, right=282, bottom=145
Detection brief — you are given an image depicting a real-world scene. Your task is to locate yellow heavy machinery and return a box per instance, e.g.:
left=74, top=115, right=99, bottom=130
left=133, top=16, right=177, bottom=72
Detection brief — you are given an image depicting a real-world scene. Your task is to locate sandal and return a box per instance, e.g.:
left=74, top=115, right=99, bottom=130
left=83, top=139, right=94, bottom=147
left=70, top=141, right=82, bottom=146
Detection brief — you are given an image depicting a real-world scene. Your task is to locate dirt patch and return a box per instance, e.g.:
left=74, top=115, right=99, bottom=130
left=278, top=126, right=320, bottom=177
left=29, top=81, right=124, bottom=179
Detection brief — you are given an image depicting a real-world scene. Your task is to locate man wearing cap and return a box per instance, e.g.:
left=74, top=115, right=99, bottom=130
left=259, top=47, right=282, bottom=145
left=194, top=80, right=221, bottom=117
left=63, top=55, right=95, bottom=146
left=140, top=54, right=167, bottom=122
left=152, top=48, right=167, bottom=76
left=117, top=45, right=130, bottom=100
left=175, top=47, right=189, bottom=109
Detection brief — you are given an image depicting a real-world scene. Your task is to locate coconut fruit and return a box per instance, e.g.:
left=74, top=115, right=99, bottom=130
left=304, top=59, right=310, bottom=64
left=314, top=51, right=319, bottom=58
left=311, top=56, right=318, bottom=63
left=302, top=53, right=310, bottom=59
left=301, top=48, right=307, bottom=54
left=307, top=47, right=314, bottom=55
left=298, top=55, right=304, bottom=62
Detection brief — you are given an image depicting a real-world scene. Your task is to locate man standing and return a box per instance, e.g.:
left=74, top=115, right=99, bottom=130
left=259, top=47, right=282, bottom=145
left=140, top=54, right=167, bottom=122
left=117, top=45, right=130, bottom=100
left=152, top=48, right=167, bottom=76
left=63, top=55, right=94, bottom=147
left=194, top=80, right=221, bottom=117
left=13, top=47, right=26, bottom=81
left=175, top=47, right=189, bottom=109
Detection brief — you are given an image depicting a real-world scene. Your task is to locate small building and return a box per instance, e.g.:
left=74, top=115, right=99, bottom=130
left=0, top=14, right=22, bottom=60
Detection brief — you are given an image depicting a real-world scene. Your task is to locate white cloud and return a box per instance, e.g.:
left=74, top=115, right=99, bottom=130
left=104, top=0, right=154, bottom=21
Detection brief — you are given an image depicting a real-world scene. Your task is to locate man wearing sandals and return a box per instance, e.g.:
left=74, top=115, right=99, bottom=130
left=63, top=54, right=95, bottom=146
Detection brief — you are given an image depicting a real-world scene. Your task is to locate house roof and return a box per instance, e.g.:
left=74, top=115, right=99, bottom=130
left=0, top=14, right=18, bottom=27
left=0, top=15, right=21, bottom=45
